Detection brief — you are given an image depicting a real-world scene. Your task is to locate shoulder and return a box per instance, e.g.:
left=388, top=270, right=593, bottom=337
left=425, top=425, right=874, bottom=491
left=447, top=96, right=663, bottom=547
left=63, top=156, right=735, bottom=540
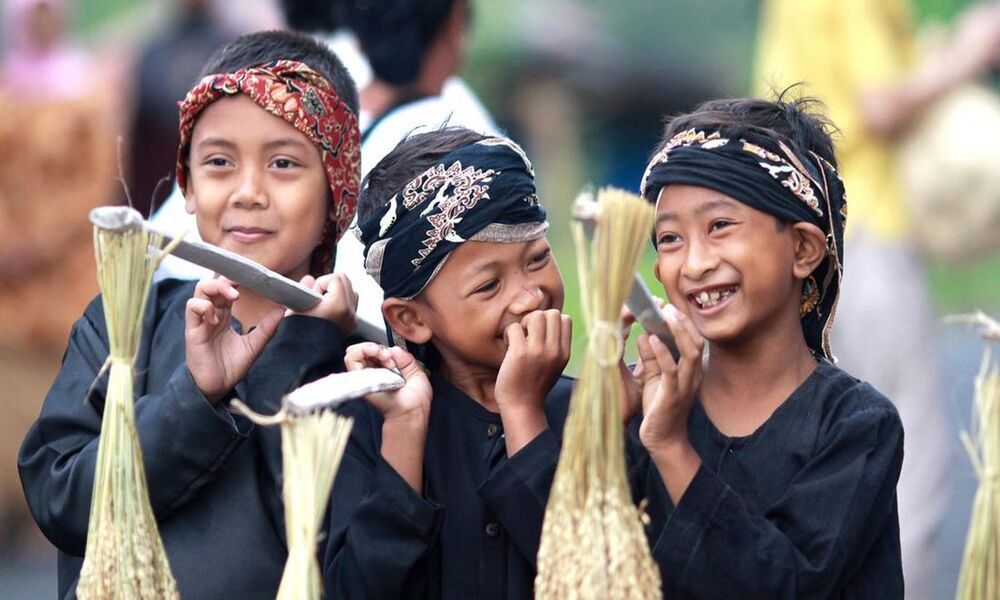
left=76, top=278, right=193, bottom=333
left=152, top=277, right=198, bottom=306
left=546, top=375, right=576, bottom=405
left=812, top=361, right=902, bottom=441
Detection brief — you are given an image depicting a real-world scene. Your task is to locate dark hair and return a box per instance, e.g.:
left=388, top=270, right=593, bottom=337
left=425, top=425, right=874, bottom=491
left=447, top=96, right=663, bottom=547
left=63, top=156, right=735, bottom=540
left=200, top=30, right=359, bottom=114
left=347, top=0, right=460, bottom=86
left=279, top=0, right=346, bottom=33
left=358, top=126, right=487, bottom=223
left=656, top=87, right=839, bottom=170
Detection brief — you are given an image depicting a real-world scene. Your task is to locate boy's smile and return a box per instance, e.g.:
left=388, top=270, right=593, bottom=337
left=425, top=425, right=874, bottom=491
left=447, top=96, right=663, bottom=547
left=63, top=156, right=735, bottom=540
left=653, top=184, right=803, bottom=346
left=394, top=237, right=564, bottom=373
left=184, top=95, right=330, bottom=281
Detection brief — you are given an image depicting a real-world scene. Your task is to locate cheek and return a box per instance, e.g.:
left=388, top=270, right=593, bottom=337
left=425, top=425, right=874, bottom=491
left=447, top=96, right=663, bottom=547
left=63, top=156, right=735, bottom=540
left=654, top=254, right=680, bottom=289
left=543, top=264, right=565, bottom=310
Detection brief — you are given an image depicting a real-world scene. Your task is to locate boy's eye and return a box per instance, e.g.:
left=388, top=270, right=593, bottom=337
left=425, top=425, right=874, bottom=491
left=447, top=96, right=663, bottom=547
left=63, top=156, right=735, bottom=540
left=657, top=232, right=680, bottom=246
left=710, top=220, right=733, bottom=232
left=529, top=249, right=551, bottom=266
left=271, top=158, right=299, bottom=169
left=473, top=279, right=499, bottom=294
left=204, top=157, right=232, bottom=168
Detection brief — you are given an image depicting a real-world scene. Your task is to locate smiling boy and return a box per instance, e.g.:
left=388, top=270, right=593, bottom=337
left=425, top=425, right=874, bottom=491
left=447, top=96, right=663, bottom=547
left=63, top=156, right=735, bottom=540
left=321, top=127, right=574, bottom=599
left=19, top=31, right=362, bottom=598
left=630, top=97, right=905, bottom=599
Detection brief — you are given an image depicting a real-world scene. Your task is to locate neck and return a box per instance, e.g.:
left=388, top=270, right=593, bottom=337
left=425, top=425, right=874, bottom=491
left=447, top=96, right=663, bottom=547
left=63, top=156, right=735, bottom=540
left=438, top=352, right=500, bottom=412
left=699, top=310, right=818, bottom=436
left=361, top=47, right=453, bottom=121
left=231, top=287, right=281, bottom=330
left=360, top=80, right=400, bottom=121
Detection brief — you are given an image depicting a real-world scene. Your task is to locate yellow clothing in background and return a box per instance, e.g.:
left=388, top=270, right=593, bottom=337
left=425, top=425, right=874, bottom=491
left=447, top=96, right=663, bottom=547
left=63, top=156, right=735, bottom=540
left=754, top=0, right=914, bottom=240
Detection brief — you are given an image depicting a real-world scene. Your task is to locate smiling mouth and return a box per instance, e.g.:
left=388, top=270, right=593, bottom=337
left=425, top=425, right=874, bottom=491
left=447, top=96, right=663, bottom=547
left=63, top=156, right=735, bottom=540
left=226, top=227, right=274, bottom=242
left=688, top=285, right=738, bottom=310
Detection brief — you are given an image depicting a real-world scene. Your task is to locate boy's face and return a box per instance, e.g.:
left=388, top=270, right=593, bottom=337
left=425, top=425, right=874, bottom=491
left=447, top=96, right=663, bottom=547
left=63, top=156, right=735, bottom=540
left=652, top=184, right=802, bottom=345
left=184, top=95, right=330, bottom=280
left=411, top=237, right=564, bottom=371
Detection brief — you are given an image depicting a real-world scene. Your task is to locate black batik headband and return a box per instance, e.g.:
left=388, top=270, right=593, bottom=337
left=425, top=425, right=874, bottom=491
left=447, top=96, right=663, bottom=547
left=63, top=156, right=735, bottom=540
left=357, top=137, right=548, bottom=301
left=639, top=128, right=848, bottom=360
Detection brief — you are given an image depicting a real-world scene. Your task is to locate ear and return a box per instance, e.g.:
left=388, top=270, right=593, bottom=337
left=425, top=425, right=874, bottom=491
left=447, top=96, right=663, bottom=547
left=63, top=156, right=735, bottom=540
left=790, top=222, right=827, bottom=279
left=382, top=297, right=433, bottom=345
left=653, top=259, right=662, bottom=284
left=183, top=174, right=196, bottom=215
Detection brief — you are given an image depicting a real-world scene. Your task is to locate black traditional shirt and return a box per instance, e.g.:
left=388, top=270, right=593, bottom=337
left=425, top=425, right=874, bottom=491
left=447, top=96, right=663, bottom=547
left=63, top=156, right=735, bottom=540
left=633, top=360, right=905, bottom=599
left=324, top=360, right=903, bottom=599
left=18, top=279, right=346, bottom=599
left=323, top=372, right=574, bottom=599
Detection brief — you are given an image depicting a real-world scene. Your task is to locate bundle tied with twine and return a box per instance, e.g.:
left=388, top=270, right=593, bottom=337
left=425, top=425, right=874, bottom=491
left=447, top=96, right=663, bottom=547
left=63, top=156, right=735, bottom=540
left=231, top=398, right=354, bottom=600
left=953, top=311, right=1000, bottom=600
left=535, top=187, right=661, bottom=599
left=77, top=212, right=180, bottom=599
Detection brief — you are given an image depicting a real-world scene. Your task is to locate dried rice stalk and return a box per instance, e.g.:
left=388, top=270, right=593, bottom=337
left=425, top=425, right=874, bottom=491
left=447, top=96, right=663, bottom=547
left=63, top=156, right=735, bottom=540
left=535, top=187, right=661, bottom=599
left=77, top=215, right=178, bottom=599
left=232, top=400, right=354, bottom=600
left=953, top=312, right=1000, bottom=600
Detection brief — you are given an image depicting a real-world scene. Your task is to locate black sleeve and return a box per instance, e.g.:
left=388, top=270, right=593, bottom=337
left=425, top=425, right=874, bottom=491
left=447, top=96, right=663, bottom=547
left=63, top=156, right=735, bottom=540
left=322, top=402, right=444, bottom=599
left=17, top=300, right=250, bottom=556
left=650, top=402, right=903, bottom=599
left=477, top=427, right=562, bottom=567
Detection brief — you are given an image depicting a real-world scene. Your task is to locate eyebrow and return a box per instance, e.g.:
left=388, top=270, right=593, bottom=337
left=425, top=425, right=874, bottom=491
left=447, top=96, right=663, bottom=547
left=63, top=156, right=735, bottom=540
left=194, top=137, right=237, bottom=151
left=193, top=137, right=310, bottom=152
left=465, top=259, right=502, bottom=279
left=262, top=138, right=311, bottom=152
left=656, top=198, right=742, bottom=223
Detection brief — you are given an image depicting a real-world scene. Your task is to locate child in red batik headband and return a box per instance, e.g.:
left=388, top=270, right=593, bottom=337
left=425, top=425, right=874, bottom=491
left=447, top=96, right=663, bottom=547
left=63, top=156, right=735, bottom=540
left=19, top=30, right=363, bottom=598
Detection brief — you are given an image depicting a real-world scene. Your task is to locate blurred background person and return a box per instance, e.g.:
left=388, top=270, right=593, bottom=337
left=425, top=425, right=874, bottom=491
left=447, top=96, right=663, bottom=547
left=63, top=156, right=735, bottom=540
left=1, top=0, right=89, bottom=97
left=0, top=0, right=113, bottom=568
left=125, top=0, right=230, bottom=216
left=754, top=1, right=1000, bottom=598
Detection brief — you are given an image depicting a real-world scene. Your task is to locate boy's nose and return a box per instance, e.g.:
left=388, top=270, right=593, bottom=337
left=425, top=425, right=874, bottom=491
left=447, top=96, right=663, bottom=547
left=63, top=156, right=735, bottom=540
left=509, top=283, right=546, bottom=315
left=682, top=237, right=719, bottom=280
left=230, top=170, right=268, bottom=208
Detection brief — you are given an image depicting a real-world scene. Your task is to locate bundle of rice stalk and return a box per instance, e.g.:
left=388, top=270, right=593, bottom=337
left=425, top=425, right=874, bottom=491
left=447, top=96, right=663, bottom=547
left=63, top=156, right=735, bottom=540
left=953, top=312, right=1000, bottom=600
left=535, top=187, right=661, bottom=599
left=77, top=208, right=179, bottom=599
left=231, top=368, right=401, bottom=600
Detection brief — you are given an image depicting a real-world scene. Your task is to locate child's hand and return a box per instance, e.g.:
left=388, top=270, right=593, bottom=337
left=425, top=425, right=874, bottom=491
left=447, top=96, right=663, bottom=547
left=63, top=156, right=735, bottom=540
left=619, top=306, right=643, bottom=424
left=185, top=277, right=284, bottom=404
left=344, top=342, right=431, bottom=424
left=635, top=309, right=704, bottom=452
left=292, top=273, right=358, bottom=334
left=495, top=309, right=572, bottom=413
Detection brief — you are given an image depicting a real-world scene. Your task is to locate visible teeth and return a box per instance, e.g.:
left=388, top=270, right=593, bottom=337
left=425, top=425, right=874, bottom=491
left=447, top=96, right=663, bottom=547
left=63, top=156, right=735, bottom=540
left=694, top=287, right=736, bottom=308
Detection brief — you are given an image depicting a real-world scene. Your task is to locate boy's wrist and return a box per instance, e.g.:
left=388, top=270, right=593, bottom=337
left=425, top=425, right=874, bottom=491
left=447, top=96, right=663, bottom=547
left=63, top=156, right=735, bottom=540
left=648, top=437, right=701, bottom=504
left=383, top=408, right=430, bottom=432
left=499, top=404, right=548, bottom=456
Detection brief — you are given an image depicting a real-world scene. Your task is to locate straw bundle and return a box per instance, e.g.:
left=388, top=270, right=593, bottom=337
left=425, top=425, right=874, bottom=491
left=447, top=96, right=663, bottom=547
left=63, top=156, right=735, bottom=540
left=535, top=187, right=661, bottom=599
left=77, top=219, right=178, bottom=598
left=232, top=400, right=354, bottom=600
left=954, top=312, right=1000, bottom=600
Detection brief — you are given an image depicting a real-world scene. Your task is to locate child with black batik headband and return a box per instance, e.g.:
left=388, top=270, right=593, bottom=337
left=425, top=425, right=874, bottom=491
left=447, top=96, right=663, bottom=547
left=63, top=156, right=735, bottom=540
left=628, top=96, right=904, bottom=599
left=324, top=128, right=576, bottom=599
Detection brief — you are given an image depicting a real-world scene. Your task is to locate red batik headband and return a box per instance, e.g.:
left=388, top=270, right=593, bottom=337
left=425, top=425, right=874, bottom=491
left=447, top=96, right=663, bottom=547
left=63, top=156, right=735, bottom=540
left=176, top=60, right=361, bottom=269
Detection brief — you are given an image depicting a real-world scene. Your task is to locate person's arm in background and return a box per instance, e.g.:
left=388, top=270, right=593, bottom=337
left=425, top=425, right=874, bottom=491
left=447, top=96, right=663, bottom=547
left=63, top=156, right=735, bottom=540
left=857, top=3, right=1000, bottom=137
